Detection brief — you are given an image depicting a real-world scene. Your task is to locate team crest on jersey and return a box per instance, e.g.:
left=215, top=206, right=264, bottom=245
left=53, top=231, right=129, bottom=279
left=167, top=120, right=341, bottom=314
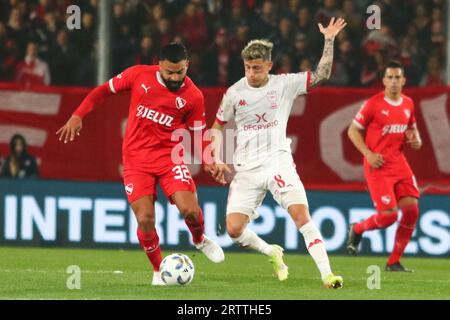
left=125, top=183, right=134, bottom=195
left=381, top=195, right=391, bottom=205
left=404, top=109, right=411, bottom=119
left=266, top=90, right=278, bottom=109
left=175, top=97, right=187, bottom=109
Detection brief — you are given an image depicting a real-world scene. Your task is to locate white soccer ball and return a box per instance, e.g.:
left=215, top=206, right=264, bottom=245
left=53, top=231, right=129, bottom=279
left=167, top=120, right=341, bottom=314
left=160, top=253, right=195, bottom=286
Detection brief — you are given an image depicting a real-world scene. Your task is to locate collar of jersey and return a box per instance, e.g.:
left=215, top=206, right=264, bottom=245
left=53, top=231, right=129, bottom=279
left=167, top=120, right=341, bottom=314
left=383, top=95, right=403, bottom=106
left=245, top=75, right=272, bottom=90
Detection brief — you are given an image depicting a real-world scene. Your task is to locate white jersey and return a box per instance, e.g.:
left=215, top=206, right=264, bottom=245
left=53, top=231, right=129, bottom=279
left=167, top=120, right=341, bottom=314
left=216, top=72, right=310, bottom=171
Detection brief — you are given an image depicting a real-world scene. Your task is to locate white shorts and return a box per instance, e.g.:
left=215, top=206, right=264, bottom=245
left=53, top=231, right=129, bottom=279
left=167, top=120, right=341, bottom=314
left=226, top=153, right=308, bottom=221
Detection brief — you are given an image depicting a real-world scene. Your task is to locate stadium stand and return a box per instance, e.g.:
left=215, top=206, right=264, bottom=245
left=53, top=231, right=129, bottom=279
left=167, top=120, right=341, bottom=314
left=0, top=0, right=446, bottom=87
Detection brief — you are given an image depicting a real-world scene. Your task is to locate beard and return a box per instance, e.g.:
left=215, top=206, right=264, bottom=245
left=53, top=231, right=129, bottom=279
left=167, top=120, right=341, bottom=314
left=162, top=77, right=185, bottom=92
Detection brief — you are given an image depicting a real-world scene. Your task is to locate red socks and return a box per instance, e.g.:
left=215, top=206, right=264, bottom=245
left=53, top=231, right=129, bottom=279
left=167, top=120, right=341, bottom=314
left=352, top=204, right=419, bottom=265
left=354, top=211, right=398, bottom=234
left=388, top=204, right=419, bottom=265
left=184, top=208, right=205, bottom=245
left=137, top=228, right=162, bottom=271
left=137, top=208, right=205, bottom=271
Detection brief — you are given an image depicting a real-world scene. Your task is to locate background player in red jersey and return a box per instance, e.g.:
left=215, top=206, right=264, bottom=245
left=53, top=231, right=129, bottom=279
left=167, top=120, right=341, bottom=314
left=56, top=43, right=224, bottom=285
left=346, top=61, right=423, bottom=272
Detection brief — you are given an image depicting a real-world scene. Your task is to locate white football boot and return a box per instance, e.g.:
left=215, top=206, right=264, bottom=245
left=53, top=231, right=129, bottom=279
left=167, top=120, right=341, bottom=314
left=152, top=271, right=166, bottom=286
left=195, top=235, right=225, bottom=263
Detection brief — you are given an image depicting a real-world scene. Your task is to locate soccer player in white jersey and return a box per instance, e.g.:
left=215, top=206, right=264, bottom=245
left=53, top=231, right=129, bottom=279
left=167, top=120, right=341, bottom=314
left=206, top=18, right=346, bottom=288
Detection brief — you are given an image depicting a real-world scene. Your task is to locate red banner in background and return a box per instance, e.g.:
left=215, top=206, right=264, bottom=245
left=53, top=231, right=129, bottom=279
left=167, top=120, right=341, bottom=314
left=1, top=82, right=450, bottom=193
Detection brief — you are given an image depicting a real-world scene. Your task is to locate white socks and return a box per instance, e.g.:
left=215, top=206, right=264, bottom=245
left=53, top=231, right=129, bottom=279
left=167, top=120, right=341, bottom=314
left=231, top=228, right=273, bottom=256
left=299, top=221, right=332, bottom=280
left=231, top=223, right=333, bottom=280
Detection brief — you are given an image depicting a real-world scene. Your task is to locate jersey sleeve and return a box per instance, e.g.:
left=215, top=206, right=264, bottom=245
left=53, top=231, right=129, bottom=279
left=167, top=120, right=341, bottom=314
left=73, top=65, right=140, bottom=118
left=186, top=92, right=206, bottom=131
left=186, top=92, right=213, bottom=164
left=408, top=104, right=416, bottom=127
left=215, top=89, right=235, bottom=125
left=283, top=71, right=310, bottom=98
left=353, top=100, right=374, bottom=129
left=72, top=82, right=112, bottom=118
left=108, top=65, right=139, bottom=94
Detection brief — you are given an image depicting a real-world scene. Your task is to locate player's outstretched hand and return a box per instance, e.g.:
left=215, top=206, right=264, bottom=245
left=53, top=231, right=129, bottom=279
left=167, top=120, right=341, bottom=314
left=56, top=115, right=82, bottom=144
left=211, top=163, right=231, bottom=185
left=318, top=17, right=347, bottom=40
left=405, top=130, right=422, bottom=150
left=365, top=151, right=384, bottom=169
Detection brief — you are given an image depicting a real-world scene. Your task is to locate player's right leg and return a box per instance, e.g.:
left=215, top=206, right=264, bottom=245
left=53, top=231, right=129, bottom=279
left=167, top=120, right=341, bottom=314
left=347, top=207, right=399, bottom=255
left=226, top=212, right=289, bottom=281
left=347, top=174, right=398, bottom=255
left=130, top=195, right=165, bottom=285
left=226, top=172, right=288, bottom=281
left=124, top=170, right=164, bottom=285
left=347, top=207, right=399, bottom=254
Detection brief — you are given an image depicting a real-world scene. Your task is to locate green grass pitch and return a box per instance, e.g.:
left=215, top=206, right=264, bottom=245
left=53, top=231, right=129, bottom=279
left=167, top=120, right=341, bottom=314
left=0, top=246, right=449, bottom=300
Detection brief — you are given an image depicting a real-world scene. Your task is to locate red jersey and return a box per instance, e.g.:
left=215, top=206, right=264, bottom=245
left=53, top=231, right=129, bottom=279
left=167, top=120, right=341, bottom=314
left=353, top=92, right=416, bottom=174
left=75, top=65, right=206, bottom=171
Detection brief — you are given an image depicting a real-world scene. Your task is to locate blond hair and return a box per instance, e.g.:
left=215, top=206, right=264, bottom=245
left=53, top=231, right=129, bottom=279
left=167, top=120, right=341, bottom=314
left=241, top=39, right=274, bottom=61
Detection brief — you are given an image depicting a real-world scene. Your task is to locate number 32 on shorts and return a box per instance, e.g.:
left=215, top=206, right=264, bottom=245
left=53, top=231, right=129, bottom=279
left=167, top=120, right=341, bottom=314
left=172, top=165, right=192, bottom=184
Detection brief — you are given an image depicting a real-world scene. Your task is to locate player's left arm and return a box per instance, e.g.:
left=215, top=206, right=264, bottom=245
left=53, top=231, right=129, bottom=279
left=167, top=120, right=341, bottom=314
left=406, top=123, right=423, bottom=150
left=405, top=104, right=422, bottom=150
left=310, top=17, right=347, bottom=88
left=186, top=92, right=214, bottom=168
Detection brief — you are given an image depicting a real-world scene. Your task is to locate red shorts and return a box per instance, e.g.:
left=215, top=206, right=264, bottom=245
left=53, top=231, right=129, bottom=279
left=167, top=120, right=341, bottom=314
left=122, top=163, right=196, bottom=204
left=365, top=172, right=420, bottom=211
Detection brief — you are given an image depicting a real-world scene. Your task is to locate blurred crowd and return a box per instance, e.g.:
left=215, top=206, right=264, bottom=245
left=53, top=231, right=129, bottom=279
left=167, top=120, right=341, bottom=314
left=0, top=0, right=447, bottom=88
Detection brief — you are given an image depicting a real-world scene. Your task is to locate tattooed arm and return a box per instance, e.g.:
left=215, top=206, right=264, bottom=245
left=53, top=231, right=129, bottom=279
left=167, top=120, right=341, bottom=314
left=310, top=17, right=347, bottom=88
left=310, top=38, right=335, bottom=87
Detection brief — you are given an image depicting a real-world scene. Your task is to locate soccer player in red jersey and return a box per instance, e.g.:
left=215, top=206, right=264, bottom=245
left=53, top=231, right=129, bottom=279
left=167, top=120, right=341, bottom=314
left=56, top=43, right=224, bottom=285
left=346, top=61, right=423, bottom=272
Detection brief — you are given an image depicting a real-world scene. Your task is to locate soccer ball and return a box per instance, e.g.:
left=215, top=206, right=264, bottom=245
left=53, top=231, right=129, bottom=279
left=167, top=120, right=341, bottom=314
left=160, top=253, right=195, bottom=286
